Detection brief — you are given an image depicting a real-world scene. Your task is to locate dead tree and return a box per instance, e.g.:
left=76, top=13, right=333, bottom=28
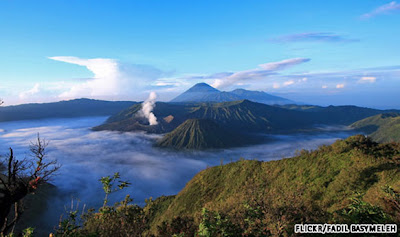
left=0, top=135, right=60, bottom=235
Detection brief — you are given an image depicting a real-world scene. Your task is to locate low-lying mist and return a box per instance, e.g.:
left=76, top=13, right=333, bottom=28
left=0, top=116, right=357, bottom=232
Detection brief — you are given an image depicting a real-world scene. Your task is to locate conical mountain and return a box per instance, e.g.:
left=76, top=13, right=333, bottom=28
left=184, top=83, right=219, bottom=93
left=171, top=82, right=294, bottom=104
left=170, top=83, right=242, bottom=103
left=157, top=119, right=247, bottom=149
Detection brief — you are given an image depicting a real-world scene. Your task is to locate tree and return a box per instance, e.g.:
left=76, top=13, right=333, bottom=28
left=0, top=135, right=60, bottom=235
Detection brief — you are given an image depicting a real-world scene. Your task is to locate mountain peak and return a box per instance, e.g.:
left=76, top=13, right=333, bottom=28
left=171, top=83, right=234, bottom=103
left=186, top=83, right=220, bottom=93
left=171, top=82, right=294, bottom=104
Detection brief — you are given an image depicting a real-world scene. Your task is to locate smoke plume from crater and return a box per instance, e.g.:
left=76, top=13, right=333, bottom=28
left=140, top=92, right=158, bottom=125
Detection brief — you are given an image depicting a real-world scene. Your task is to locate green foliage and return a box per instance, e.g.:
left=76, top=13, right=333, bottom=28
left=81, top=195, right=147, bottom=237
left=21, top=227, right=34, bottom=237
left=150, top=135, right=400, bottom=234
left=56, top=208, right=81, bottom=236
left=99, top=172, right=130, bottom=207
left=381, top=185, right=400, bottom=222
left=197, top=208, right=241, bottom=237
left=336, top=193, right=390, bottom=224
left=4, top=227, right=35, bottom=237
left=55, top=174, right=147, bottom=237
left=156, top=216, right=197, bottom=237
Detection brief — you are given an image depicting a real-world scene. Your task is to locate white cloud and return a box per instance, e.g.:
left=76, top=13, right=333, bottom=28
left=49, top=56, right=165, bottom=100
left=271, top=32, right=358, bottom=43
left=258, top=58, right=311, bottom=71
left=283, top=80, right=295, bottom=86
left=336, top=84, right=345, bottom=89
left=19, top=83, right=40, bottom=99
left=273, top=83, right=280, bottom=89
left=210, top=58, right=310, bottom=89
left=322, top=85, right=328, bottom=89
left=361, top=1, right=400, bottom=19
left=358, top=76, right=376, bottom=83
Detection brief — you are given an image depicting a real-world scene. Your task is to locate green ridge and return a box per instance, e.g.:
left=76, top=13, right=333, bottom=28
left=149, top=135, right=400, bottom=231
left=351, top=113, right=400, bottom=142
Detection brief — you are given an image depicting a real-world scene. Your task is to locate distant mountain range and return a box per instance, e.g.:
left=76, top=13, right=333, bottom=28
left=94, top=100, right=311, bottom=135
left=170, top=83, right=294, bottom=105
left=94, top=98, right=400, bottom=149
left=0, top=99, right=136, bottom=122
left=351, top=113, right=400, bottom=143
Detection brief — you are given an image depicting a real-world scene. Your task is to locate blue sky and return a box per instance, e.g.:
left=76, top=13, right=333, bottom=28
left=0, top=0, right=399, bottom=108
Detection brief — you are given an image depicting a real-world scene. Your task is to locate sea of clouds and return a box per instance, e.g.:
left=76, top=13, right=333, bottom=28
left=0, top=116, right=356, bottom=232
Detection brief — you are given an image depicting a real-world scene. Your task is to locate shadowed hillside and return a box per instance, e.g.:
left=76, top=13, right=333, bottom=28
left=0, top=99, right=136, bottom=122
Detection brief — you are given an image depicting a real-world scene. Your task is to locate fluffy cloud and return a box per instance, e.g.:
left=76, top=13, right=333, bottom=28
left=336, top=84, right=345, bottom=89
left=361, top=1, right=400, bottom=19
left=209, top=58, right=310, bottom=89
left=273, top=83, right=280, bottom=89
left=19, top=83, right=40, bottom=99
left=49, top=56, right=166, bottom=100
left=358, top=76, right=377, bottom=83
left=283, top=80, right=295, bottom=86
left=271, top=32, right=358, bottom=43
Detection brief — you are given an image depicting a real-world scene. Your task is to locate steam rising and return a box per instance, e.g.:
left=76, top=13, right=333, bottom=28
left=140, top=92, right=158, bottom=125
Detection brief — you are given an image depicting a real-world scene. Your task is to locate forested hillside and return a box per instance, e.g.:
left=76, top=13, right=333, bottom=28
left=351, top=113, right=400, bottom=143
left=50, top=135, right=400, bottom=236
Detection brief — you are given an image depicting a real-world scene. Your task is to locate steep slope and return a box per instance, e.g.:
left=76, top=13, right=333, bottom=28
left=0, top=99, right=135, bottom=122
left=148, top=135, right=400, bottom=232
left=186, top=100, right=310, bottom=132
left=93, top=102, right=191, bottom=133
left=171, top=83, right=242, bottom=103
left=230, top=88, right=294, bottom=105
left=157, top=119, right=253, bottom=149
left=351, top=113, right=400, bottom=142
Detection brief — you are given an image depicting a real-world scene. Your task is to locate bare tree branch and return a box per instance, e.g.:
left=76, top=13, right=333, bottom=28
left=0, top=134, right=60, bottom=235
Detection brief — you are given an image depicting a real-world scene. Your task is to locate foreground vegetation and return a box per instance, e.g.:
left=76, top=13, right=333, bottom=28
left=2, top=134, right=400, bottom=236
left=46, top=135, right=400, bottom=236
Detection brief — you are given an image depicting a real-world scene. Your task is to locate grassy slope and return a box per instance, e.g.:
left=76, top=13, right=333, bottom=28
left=156, top=119, right=255, bottom=149
left=351, top=113, right=400, bottom=143
left=149, top=135, right=400, bottom=230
